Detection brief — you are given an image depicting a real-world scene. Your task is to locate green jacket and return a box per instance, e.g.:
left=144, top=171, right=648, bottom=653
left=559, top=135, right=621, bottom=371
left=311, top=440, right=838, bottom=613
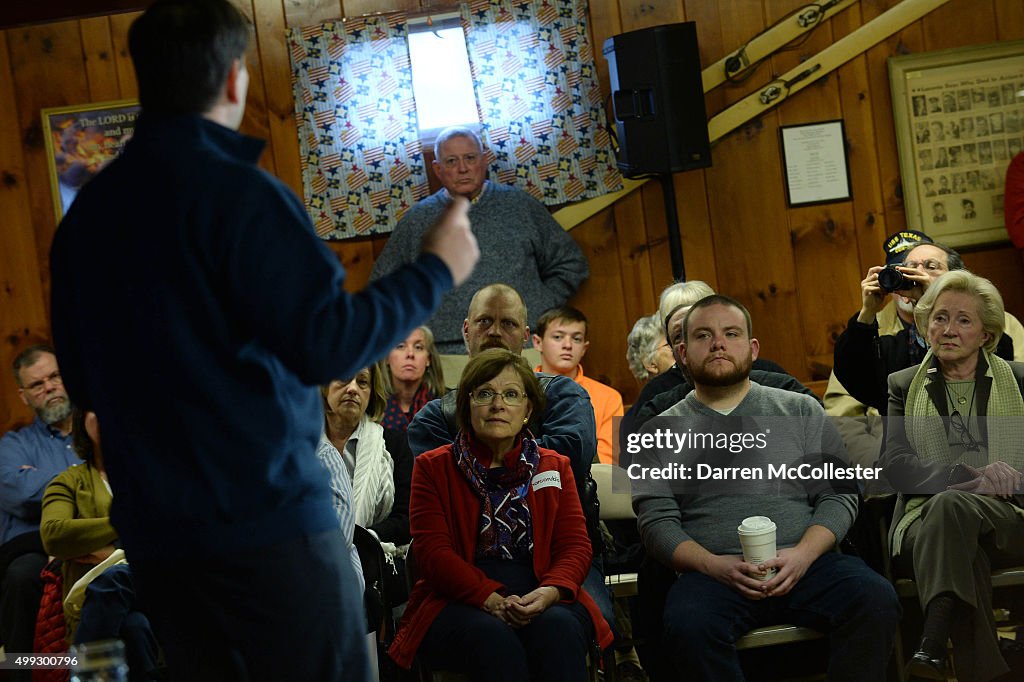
left=40, top=462, right=116, bottom=635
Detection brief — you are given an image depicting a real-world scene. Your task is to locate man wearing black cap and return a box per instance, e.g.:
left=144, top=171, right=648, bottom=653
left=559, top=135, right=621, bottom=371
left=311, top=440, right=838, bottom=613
left=829, top=230, right=1023, bottom=419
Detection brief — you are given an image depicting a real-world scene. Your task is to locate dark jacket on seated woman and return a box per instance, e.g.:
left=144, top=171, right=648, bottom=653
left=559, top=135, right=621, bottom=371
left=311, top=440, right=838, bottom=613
left=882, top=270, right=1024, bottom=682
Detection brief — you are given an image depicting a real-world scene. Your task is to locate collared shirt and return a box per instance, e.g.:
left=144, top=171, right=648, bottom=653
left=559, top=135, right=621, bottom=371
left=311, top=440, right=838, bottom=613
left=443, top=180, right=489, bottom=205
left=0, top=417, right=79, bottom=545
left=315, top=434, right=364, bottom=593
left=341, top=418, right=369, bottom=481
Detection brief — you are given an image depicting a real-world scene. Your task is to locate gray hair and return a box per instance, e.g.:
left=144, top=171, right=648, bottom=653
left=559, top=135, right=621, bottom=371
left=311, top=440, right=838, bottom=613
left=657, top=280, right=716, bottom=329
left=914, top=270, right=1004, bottom=353
left=13, top=344, right=56, bottom=387
left=903, top=241, right=965, bottom=272
left=434, top=126, right=483, bottom=159
left=626, top=314, right=664, bottom=381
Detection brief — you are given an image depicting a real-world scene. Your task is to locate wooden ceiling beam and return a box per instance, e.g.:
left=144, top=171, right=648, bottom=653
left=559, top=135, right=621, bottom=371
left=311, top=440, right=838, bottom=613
left=0, top=1, right=153, bottom=30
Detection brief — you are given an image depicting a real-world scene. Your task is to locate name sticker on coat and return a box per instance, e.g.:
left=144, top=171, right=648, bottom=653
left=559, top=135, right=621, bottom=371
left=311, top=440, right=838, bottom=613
left=531, top=471, right=561, bottom=492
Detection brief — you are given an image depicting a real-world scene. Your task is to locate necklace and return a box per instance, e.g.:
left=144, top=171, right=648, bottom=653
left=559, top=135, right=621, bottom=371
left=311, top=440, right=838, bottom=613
left=944, top=380, right=975, bottom=410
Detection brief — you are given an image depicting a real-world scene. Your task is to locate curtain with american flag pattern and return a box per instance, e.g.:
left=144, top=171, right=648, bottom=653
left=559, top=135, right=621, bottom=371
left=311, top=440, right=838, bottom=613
left=460, top=0, right=621, bottom=204
left=288, top=16, right=429, bottom=239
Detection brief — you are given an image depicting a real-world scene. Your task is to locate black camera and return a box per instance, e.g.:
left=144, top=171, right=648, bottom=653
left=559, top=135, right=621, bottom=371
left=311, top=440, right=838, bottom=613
left=877, top=265, right=914, bottom=293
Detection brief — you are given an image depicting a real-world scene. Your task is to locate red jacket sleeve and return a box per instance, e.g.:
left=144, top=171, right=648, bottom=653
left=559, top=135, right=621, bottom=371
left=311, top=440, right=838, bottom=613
left=1007, top=152, right=1024, bottom=249
left=536, top=455, right=592, bottom=599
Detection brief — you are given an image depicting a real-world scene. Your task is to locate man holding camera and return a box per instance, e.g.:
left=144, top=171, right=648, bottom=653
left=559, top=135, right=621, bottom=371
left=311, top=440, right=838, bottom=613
left=831, top=230, right=1023, bottom=416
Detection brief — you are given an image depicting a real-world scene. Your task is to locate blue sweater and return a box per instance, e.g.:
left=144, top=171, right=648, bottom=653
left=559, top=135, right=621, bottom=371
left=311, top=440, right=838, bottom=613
left=50, top=115, right=453, bottom=561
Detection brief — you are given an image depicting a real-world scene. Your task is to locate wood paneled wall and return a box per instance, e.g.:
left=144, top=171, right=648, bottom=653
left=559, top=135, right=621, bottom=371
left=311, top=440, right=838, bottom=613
left=2, top=0, right=1023, bottom=434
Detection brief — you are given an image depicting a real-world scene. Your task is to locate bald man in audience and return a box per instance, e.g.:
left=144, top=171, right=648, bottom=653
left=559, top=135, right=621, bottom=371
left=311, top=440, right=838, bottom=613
left=408, top=284, right=596, bottom=502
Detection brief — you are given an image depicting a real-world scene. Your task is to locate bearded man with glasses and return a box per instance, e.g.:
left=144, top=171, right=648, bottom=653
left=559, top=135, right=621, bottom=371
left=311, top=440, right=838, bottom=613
left=0, top=344, right=79, bottom=675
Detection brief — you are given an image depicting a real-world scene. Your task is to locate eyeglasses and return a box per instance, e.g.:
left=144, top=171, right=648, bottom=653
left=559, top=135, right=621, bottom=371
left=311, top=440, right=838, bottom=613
left=22, top=371, right=63, bottom=395
left=949, top=410, right=981, bottom=452
left=440, top=153, right=481, bottom=169
left=470, top=387, right=526, bottom=406
left=903, top=259, right=946, bottom=272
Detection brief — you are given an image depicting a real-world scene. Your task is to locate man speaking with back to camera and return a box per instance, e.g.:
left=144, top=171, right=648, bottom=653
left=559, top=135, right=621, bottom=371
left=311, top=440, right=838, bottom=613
left=49, top=1, right=479, bottom=679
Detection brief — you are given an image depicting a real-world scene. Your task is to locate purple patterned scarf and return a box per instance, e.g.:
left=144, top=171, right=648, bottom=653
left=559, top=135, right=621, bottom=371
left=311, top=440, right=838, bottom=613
left=453, top=431, right=539, bottom=560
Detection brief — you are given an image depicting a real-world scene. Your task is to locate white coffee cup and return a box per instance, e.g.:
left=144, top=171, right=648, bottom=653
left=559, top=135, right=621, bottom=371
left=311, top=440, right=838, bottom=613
left=737, top=515, right=778, bottom=581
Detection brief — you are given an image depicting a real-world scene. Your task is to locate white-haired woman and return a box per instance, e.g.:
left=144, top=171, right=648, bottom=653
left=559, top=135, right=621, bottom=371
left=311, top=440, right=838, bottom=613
left=884, top=270, right=1024, bottom=681
left=625, top=314, right=674, bottom=383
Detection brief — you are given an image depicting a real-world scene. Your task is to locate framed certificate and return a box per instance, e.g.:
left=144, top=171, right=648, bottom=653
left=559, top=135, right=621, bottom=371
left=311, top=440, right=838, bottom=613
left=779, top=120, right=852, bottom=207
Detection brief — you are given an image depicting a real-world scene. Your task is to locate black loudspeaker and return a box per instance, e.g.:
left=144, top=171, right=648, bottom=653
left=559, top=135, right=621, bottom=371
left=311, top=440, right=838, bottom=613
left=603, top=23, right=711, bottom=176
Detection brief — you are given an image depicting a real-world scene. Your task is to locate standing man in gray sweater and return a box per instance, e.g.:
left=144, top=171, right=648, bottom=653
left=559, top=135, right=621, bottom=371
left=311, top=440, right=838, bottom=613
left=631, top=294, right=899, bottom=681
left=371, top=126, right=589, bottom=353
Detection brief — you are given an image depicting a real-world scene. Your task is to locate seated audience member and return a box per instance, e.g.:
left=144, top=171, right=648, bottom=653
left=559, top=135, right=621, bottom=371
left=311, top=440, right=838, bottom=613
left=408, top=284, right=596, bottom=513
left=407, top=284, right=626, bottom=667
left=632, top=295, right=899, bottom=681
left=532, top=306, right=624, bottom=465
left=625, top=313, right=675, bottom=383
left=41, top=408, right=159, bottom=680
left=883, top=271, right=1024, bottom=681
left=321, top=364, right=413, bottom=550
left=314, top=432, right=365, bottom=597
left=0, top=345, right=79, bottom=672
left=382, top=326, right=447, bottom=433
left=370, top=126, right=590, bottom=354
left=626, top=281, right=790, bottom=425
left=629, top=302, right=818, bottom=437
left=388, top=349, right=612, bottom=680
left=832, top=230, right=1023, bottom=416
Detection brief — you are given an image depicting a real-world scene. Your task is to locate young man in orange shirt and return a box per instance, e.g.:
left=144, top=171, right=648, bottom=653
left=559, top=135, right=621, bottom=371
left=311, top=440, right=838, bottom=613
left=533, top=307, right=623, bottom=465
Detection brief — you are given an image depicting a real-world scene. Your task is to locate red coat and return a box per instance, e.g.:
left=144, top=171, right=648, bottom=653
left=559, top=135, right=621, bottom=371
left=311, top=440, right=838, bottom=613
left=388, top=440, right=613, bottom=668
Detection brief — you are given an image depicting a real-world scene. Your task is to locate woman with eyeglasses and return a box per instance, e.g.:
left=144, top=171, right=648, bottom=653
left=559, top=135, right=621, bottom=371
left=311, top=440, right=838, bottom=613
left=883, top=270, right=1024, bottom=682
left=388, top=348, right=611, bottom=681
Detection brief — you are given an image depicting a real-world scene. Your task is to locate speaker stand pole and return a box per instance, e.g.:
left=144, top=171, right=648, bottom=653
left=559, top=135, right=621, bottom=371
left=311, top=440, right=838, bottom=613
left=658, top=173, right=685, bottom=281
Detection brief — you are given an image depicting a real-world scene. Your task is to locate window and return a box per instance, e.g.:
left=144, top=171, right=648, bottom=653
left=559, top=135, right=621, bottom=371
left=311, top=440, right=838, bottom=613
left=407, top=15, right=479, bottom=142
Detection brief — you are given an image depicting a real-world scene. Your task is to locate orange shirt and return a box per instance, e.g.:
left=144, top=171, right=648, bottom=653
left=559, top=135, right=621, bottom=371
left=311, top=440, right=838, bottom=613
left=536, top=364, right=623, bottom=464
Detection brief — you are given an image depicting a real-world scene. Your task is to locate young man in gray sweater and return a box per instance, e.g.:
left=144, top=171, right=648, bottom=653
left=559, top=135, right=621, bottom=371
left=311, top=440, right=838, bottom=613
left=631, top=295, right=899, bottom=681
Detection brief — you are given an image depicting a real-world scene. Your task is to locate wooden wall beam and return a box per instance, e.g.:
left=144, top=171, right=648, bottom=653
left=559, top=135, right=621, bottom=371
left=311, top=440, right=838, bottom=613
left=0, top=1, right=153, bottom=30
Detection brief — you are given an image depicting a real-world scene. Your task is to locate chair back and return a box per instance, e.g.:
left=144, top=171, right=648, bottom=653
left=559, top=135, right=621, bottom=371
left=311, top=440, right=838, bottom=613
left=591, top=463, right=635, bottom=521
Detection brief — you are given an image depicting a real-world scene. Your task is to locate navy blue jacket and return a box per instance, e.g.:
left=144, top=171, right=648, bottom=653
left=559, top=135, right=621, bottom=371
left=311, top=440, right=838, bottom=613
left=50, top=115, right=452, bottom=561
